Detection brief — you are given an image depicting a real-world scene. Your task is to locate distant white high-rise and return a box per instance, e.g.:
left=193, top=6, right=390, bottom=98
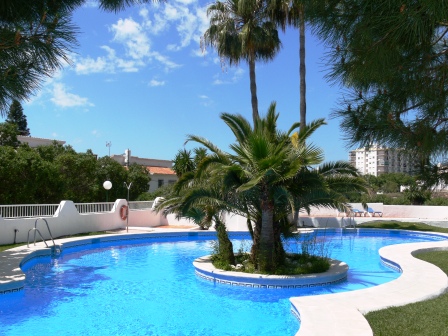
left=349, top=144, right=417, bottom=176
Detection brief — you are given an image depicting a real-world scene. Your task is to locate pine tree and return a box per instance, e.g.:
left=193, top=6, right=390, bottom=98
left=6, top=100, right=30, bottom=136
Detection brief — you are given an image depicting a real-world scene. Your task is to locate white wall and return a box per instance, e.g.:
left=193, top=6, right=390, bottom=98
left=383, top=205, right=448, bottom=220
left=2, top=201, right=448, bottom=245
left=0, top=200, right=178, bottom=245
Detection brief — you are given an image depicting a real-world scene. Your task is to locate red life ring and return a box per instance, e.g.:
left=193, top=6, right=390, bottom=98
left=120, top=205, right=128, bottom=220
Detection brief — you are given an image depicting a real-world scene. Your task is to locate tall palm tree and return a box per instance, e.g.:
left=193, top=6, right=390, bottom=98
left=203, top=0, right=282, bottom=124
left=269, top=0, right=307, bottom=130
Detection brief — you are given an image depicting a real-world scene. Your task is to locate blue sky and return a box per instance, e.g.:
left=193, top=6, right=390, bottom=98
left=6, top=0, right=353, bottom=162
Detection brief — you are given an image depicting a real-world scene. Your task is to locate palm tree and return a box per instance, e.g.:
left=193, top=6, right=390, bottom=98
left=157, top=150, right=237, bottom=265
left=268, top=0, right=307, bottom=130
left=187, top=102, right=325, bottom=272
left=203, top=0, right=282, bottom=124
left=158, top=103, right=366, bottom=273
left=172, top=149, right=195, bottom=177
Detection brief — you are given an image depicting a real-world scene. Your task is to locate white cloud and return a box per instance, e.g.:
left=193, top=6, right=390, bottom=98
left=83, top=0, right=98, bottom=8
left=111, top=18, right=151, bottom=60
left=149, top=79, right=166, bottom=87
left=75, top=56, right=109, bottom=74
left=213, top=67, right=244, bottom=85
left=150, top=51, right=182, bottom=71
left=233, top=68, right=244, bottom=81
left=199, top=94, right=213, bottom=107
left=160, top=4, right=209, bottom=52
left=51, top=83, right=94, bottom=108
left=91, top=130, right=101, bottom=137
left=175, top=0, right=197, bottom=5
left=143, top=12, right=169, bottom=35
left=72, top=2, right=209, bottom=77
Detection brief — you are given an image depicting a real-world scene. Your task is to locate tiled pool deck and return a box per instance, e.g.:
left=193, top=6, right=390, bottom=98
left=1, top=226, right=448, bottom=336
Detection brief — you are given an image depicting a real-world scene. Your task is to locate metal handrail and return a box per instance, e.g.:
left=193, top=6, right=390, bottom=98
left=27, top=217, right=56, bottom=248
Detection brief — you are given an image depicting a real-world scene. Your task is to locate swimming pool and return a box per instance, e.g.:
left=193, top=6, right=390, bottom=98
left=0, top=229, right=446, bottom=336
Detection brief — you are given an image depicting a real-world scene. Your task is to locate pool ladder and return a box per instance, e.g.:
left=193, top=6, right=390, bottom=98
left=27, top=218, right=62, bottom=255
left=342, top=213, right=356, bottom=229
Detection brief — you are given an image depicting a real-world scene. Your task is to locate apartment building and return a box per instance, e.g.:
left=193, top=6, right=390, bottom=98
left=349, top=144, right=416, bottom=176
left=111, top=149, right=177, bottom=192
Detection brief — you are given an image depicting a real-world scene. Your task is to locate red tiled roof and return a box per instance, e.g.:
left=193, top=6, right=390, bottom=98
left=146, top=166, right=176, bottom=175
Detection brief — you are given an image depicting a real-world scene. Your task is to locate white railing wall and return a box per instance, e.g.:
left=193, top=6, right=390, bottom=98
left=129, top=201, right=154, bottom=210
left=75, top=202, right=115, bottom=214
left=0, top=204, right=60, bottom=219
left=0, top=199, right=178, bottom=245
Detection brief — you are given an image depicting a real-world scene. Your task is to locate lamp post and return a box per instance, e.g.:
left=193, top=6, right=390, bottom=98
left=103, top=180, right=112, bottom=202
left=106, top=141, right=112, bottom=156
left=124, top=182, right=132, bottom=233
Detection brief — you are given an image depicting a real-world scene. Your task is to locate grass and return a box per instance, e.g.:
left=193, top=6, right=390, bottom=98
left=365, top=250, right=448, bottom=336
left=359, top=221, right=448, bottom=335
left=358, top=220, right=448, bottom=234
left=0, top=231, right=112, bottom=252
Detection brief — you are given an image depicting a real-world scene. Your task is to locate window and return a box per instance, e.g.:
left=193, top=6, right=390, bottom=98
left=158, top=179, right=164, bottom=188
left=168, top=180, right=176, bottom=185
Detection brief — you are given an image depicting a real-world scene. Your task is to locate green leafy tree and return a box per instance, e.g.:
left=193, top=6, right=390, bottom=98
left=404, top=183, right=431, bottom=205
left=55, top=149, right=98, bottom=202
left=6, top=100, right=30, bottom=135
left=0, top=122, right=20, bottom=147
left=95, top=156, right=128, bottom=202
left=126, top=163, right=151, bottom=200
left=203, top=0, right=282, bottom=123
left=308, top=0, right=448, bottom=181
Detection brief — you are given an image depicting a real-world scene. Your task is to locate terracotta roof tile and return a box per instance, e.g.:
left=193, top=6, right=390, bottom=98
left=146, top=166, right=177, bottom=175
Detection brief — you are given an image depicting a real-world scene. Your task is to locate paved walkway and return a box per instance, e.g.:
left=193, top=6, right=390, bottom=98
left=1, top=227, right=448, bottom=336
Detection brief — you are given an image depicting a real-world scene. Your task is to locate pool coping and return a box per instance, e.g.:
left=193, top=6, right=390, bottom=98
left=1, top=228, right=448, bottom=336
left=193, top=255, right=348, bottom=288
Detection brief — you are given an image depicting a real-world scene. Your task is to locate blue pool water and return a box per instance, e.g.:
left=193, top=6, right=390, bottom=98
left=0, top=229, right=445, bottom=336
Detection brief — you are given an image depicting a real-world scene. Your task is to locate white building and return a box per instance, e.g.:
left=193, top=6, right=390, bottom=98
left=110, top=149, right=177, bottom=192
left=349, top=144, right=417, bottom=176
left=18, top=135, right=65, bottom=147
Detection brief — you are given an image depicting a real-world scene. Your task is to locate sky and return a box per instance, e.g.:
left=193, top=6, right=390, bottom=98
left=4, top=0, right=354, bottom=162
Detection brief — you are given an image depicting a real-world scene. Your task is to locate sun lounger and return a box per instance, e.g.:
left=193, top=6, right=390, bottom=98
left=351, top=209, right=366, bottom=217
left=367, top=207, right=383, bottom=217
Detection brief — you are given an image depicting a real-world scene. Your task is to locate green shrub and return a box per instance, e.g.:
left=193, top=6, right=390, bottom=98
left=425, top=197, right=448, bottom=206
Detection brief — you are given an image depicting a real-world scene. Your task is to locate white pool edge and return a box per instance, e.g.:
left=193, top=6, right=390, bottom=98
left=290, top=235, right=448, bottom=336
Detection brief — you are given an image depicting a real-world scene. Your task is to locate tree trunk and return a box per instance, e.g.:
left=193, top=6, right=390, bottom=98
left=215, top=216, right=235, bottom=265
left=250, top=217, right=261, bottom=268
left=258, top=187, right=275, bottom=272
left=294, top=7, right=307, bottom=224
left=249, top=53, right=259, bottom=124
left=299, top=6, right=306, bottom=132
